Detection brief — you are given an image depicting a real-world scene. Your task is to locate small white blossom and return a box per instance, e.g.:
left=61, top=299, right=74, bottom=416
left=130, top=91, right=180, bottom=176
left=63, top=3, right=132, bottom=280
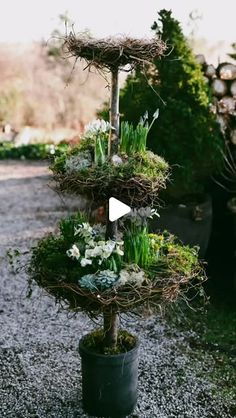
left=66, top=244, right=80, bottom=260
left=116, top=247, right=124, bottom=256
left=75, top=223, right=93, bottom=242
left=117, top=269, right=130, bottom=286
left=84, top=119, right=112, bottom=136
left=115, top=267, right=146, bottom=288
left=80, top=258, right=92, bottom=267
left=124, top=207, right=160, bottom=225
left=85, top=246, right=103, bottom=258
left=101, top=241, right=116, bottom=259
left=153, top=108, right=159, bottom=120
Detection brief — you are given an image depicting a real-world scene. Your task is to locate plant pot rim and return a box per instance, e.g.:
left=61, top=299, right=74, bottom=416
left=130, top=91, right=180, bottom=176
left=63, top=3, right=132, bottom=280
left=79, top=331, right=140, bottom=360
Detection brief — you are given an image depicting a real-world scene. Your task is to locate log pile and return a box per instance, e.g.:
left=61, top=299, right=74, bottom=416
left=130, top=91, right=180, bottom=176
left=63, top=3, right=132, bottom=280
left=196, top=55, right=236, bottom=144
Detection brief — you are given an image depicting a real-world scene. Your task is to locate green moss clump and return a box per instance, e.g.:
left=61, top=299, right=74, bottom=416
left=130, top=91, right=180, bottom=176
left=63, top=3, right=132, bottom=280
left=164, top=242, right=199, bottom=275
left=82, top=329, right=137, bottom=355
left=51, top=146, right=169, bottom=207
left=52, top=146, right=168, bottom=179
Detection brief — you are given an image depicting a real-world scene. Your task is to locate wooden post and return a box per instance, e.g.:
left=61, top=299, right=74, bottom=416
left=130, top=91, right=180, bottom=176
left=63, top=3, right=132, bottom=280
left=106, top=67, right=119, bottom=241
left=109, top=68, right=120, bottom=156
left=103, top=68, right=120, bottom=348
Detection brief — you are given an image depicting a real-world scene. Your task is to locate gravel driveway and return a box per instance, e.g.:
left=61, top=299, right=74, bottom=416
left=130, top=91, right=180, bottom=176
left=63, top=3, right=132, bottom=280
left=0, top=161, right=234, bottom=418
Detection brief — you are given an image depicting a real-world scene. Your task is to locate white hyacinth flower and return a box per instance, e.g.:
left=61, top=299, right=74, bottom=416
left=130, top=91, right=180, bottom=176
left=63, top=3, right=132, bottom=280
left=66, top=244, right=80, bottom=260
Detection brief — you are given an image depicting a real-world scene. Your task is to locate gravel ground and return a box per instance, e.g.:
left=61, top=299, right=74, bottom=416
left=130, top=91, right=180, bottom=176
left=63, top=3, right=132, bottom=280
left=0, top=161, right=234, bottom=418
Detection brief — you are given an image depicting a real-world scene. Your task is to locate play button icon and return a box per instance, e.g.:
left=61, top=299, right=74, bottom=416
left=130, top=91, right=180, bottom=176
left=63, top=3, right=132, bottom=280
left=109, top=197, right=131, bottom=222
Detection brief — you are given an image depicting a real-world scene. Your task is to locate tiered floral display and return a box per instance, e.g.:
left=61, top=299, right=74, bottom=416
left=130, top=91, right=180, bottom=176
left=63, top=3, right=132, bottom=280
left=29, top=34, right=204, bottom=417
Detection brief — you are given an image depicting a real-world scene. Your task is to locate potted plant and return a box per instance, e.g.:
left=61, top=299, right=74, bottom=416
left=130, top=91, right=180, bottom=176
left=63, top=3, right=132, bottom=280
left=101, top=10, right=224, bottom=256
left=28, top=34, right=204, bottom=417
left=29, top=208, right=203, bottom=417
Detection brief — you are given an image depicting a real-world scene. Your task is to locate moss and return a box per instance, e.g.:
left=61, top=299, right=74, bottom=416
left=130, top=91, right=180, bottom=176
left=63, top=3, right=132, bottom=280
left=51, top=148, right=169, bottom=207
left=52, top=148, right=168, bottom=180
left=148, top=232, right=200, bottom=277
left=165, top=243, right=199, bottom=275
left=82, top=329, right=137, bottom=355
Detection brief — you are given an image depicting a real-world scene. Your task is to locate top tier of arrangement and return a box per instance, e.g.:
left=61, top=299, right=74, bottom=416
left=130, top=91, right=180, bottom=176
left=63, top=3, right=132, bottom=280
left=63, top=34, right=167, bottom=71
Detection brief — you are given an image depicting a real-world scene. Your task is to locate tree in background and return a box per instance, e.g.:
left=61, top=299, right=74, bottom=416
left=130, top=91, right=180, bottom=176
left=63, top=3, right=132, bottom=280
left=0, top=14, right=107, bottom=131
left=118, top=9, right=223, bottom=200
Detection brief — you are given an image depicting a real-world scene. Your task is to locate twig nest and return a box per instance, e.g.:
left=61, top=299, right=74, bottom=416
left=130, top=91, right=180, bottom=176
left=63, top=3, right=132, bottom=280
left=29, top=212, right=204, bottom=316
left=51, top=150, right=169, bottom=207
left=63, top=34, right=167, bottom=71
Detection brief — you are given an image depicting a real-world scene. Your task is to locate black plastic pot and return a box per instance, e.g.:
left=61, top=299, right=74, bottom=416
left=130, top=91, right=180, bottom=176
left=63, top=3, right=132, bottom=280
left=150, top=194, right=212, bottom=258
left=79, top=334, right=139, bottom=418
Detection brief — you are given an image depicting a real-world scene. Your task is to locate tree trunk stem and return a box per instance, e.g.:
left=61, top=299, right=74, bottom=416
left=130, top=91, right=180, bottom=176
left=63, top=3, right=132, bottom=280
left=109, top=68, right=119, bottom=156
left=103, top=310, right=119, bottom=348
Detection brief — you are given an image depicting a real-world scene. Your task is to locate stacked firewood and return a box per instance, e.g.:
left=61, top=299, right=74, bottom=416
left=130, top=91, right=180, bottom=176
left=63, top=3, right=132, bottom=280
left=196, top=54, right=236, bottom=145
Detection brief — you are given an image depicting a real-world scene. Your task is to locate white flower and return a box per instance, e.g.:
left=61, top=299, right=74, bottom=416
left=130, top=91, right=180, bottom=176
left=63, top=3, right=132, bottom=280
left=102, top=240, right=116, bottom=258
left=84, top=119, right=112, bottom=136
left=153, top=108, right=159, bottom=120
left=97, top=240, right=106, bottom=246
left=66, top=244, right=80, bottom=260
left=116, top=247, right=124, bottom=256
left=75, top=222, right=93, bottom=242
left=80, top=258, right=92, bottom=267
left=86, top=239, right=96, bottom=248
left=111, top=154, right=123, bottom=166
left=124, top=207, right=159, bottom=223
left=115, top=242, right=124, bottom=256
left=85, top=246, right=103, bottom=258
left=115, top=267, right=146, bottom=288
left=116, top=269, right=130, bottom=286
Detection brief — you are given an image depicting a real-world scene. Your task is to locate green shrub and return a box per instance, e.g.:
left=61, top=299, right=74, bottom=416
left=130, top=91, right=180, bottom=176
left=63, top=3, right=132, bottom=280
left=0, top=142, right=69, bottom=160
left=100, top=10, right=224, bottom=199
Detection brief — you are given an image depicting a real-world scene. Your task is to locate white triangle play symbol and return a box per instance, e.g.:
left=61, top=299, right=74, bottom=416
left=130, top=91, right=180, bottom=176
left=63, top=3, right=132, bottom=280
left=109, top=197, right=131, bottom=222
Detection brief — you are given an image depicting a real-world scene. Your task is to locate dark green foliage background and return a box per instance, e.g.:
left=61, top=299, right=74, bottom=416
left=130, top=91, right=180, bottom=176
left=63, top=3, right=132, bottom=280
left=101, top=10, right=224, bottom=199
